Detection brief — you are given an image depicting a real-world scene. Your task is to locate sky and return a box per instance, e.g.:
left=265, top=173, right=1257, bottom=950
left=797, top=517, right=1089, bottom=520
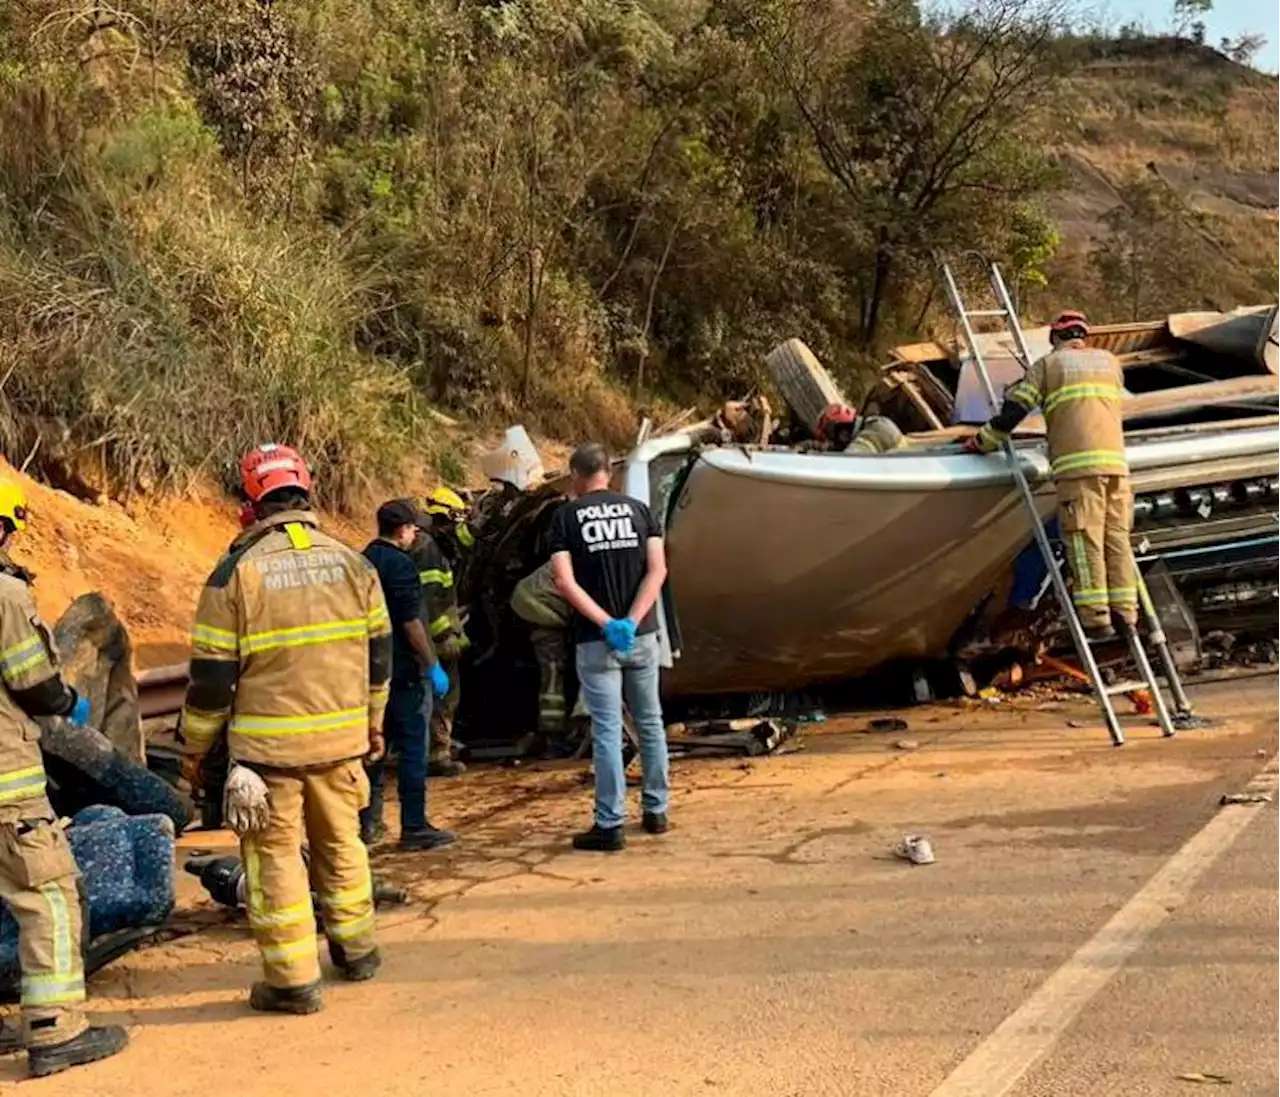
left=1094, top=0, right=1280, bottom=71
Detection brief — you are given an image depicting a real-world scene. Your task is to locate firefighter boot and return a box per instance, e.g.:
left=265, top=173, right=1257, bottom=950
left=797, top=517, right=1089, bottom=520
left=0, top=1017, right=21, bottom=1055
left=330, top=943, right=381, bottom=983
left=249, top=981, right=323, bottom=1016
left=28, top=1025, right=129, bottom=1079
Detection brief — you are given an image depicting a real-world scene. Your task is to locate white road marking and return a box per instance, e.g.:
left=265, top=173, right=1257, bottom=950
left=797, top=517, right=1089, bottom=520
left=931, top=758, right=1278, bottom=1097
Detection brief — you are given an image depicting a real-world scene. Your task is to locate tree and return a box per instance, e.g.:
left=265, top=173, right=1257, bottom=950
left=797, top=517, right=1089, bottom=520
left=1170, top=0, right=1212, bottom=40
left=741, top=0, right=1065, bottom=345
left=186, top=0, right=317, bottom=201
left=1219, top=32, right=1267, bottom=66
left=1089, top=179, right=1212, bottom=320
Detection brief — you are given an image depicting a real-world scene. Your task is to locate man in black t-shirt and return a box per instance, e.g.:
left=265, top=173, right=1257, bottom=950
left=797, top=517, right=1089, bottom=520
left=548, top=442, right=670, bottom=852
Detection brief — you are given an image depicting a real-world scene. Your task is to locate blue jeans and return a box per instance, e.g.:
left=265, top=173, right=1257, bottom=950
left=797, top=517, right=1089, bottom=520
left=361, top=679, right=431, bottom=833
left=576, top=634, right=669, bottom=829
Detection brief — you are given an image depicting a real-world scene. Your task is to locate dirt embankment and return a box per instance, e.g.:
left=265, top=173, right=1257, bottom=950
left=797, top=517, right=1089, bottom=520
left=2, top=429, right=574, bottom=670
left=2, top=458, right=236, bottom=667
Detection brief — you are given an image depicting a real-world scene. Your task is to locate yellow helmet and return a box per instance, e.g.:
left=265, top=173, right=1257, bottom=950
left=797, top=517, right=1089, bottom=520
left=0, top=483, right=28, bottom=532
left=424, top=486, right=467, bottom=517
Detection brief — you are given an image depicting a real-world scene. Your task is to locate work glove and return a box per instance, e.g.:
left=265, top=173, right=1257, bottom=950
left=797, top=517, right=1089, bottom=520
left=602, top=618, right=637, bottom=654
left=436, top=632, right=471, bottom=661
left=66, top=694, right=91, bottom=728
left=961, top=433, right=984, bottom=454
left=427, top=662, right=450, bottom=700
left=223, top=763, right=271, bottom=837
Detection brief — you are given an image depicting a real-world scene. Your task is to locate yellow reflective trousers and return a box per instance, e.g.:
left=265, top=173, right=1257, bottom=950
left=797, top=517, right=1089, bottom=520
left=0, top=819, right=87, bottom=1047
left=241, top=760, right=376, bottom=988
left=1057, top=475, right=1137, bottom=630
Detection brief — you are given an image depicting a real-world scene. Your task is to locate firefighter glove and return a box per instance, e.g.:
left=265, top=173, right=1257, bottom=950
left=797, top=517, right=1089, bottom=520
left=602, top=618, right=637, bottom=654
left=223, top=763, right=271, bottom=837
left=67, top=694, right=91, bottom=728
left=427, top=662, right=450, bottom=700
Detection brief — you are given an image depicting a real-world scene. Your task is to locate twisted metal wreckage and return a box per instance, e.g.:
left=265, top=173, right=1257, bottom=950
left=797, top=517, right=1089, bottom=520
left=455, top=305, right=1278, bottom=734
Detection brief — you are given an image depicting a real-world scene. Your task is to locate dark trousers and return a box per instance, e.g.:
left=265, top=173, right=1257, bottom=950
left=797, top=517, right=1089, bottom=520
left=361, top=679, right=431, bottom=833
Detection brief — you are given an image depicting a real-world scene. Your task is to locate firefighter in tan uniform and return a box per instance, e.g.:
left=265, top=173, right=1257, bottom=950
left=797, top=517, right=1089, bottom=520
left=965, top=311, right=1136, bottom=640
left=0, top=484, right=128, bottom=1077
left=180, top=445, right=393, bottom=1015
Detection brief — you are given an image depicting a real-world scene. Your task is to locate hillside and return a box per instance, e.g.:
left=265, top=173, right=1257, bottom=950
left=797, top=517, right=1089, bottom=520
left=0, top=3, right=1275, bottom=526
left=1038, top=37, right=1278, bottom=321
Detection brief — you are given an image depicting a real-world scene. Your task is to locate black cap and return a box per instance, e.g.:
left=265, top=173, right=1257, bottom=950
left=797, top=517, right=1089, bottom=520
left=376, top=498, right=420, bottom=530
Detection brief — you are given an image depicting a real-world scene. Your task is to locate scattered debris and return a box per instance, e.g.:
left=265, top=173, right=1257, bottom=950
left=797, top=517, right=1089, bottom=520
left=894, top=739, right=920, bottom=751
left=990, top=663, right=1024, bottom=690
left=893, top=835, right=936, bottom=865
left=668, top=718, right=798, bottom=758
left=868, top=717, right=908, bottom=733
left=911, top=670, right=934, bottom=705
left=1219, top=792, right=1272, bottom=805
left=1175, top=1071, right=1232, bottom=1085
left=185, top=854, right=409, bottom=914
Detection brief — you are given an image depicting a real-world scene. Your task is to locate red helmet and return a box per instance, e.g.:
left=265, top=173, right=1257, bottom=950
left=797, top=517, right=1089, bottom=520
left=239, top=443, right=312, bottom=504
left=816, top=404, right=857, bottom=443
left=1050, top=310, right=1089, bottom=339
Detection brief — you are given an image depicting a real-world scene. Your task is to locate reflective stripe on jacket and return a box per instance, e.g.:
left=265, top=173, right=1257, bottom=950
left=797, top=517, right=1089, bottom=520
left=846, top=416, right=907, bottom=454
left=180, top=511, right=393, bottom=768
left=407, top=531, right=460, bottom=641
left=0, top=557, right=77, bottom=822
left=976, top=342, right=1128, bottom=479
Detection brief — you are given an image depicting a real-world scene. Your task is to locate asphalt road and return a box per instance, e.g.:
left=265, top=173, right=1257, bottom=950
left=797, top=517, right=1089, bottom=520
left=12, top=674, right=1277, bottom=1096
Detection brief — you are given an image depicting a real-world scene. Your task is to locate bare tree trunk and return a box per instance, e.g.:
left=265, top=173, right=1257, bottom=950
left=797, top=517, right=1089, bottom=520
left=520, top=124, right=541, bottom=407
left=863, top=244, right=893, bottom=347
left=635, top=217, right=680, bottom=396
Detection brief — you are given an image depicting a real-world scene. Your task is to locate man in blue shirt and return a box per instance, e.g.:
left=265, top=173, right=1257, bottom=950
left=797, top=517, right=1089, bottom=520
left=362, top=500, right=456, bottom=852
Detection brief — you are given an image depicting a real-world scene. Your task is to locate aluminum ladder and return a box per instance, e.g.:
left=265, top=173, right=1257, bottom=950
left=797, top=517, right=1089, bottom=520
left=938, top=258, right=1197, bottom=746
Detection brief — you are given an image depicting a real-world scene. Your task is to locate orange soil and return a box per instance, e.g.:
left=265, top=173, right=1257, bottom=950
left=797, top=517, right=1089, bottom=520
left=1, top=430, right=572, bottom=670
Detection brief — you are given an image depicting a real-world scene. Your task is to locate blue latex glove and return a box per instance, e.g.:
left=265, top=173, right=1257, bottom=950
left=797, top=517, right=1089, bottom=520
left=427, top=662, right=450, bottom=700
left=67, top=694, right=91, bottom=728
left=602, top=618, right=637, bottom=654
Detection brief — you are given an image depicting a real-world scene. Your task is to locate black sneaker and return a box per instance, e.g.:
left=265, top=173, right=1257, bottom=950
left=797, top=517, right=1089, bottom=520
left=642, top=812, right=669, bottom=835
left=572, top=825, right=625, bottom=852
left=28, top=1025, right=128, bottom=1078
left=330, top=944, right=381, bottom=983
left=398, top=825, right=457, bottom=852
left=249, top=981, right=323, bottom=1015
left=427, top=758, right=467, bottom=778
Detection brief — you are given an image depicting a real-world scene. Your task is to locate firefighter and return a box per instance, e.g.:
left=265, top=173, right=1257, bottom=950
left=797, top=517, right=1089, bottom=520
left=814, top=404, right=858, bottom=452
left=408, top=512, right=467, bottom=778
left=180, top=444, right=392, bottom=1015
left=422, top=487, right=475, bottom=570
left=0, top=483, right=128, bottom=1077
left=814, top=404, right=907, bottom=454
left=510, top=560, right=572, bottom=754
left=964, top=310, right=1135, bottom=640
